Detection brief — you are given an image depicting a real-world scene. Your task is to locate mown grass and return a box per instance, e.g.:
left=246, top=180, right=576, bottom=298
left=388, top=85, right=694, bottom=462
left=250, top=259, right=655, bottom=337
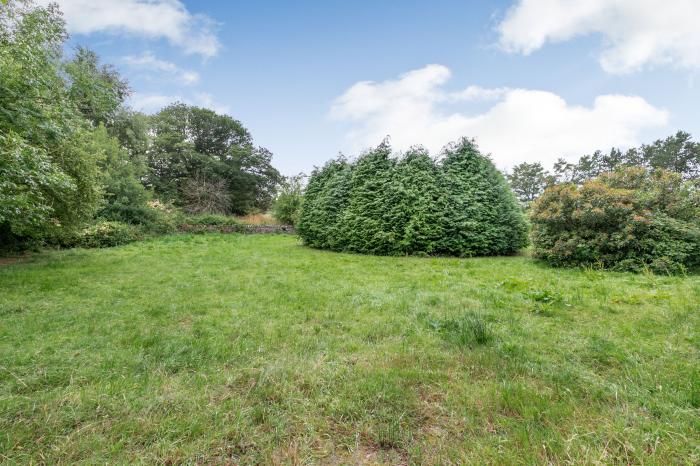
left=0, top=234, right=699, bottom=464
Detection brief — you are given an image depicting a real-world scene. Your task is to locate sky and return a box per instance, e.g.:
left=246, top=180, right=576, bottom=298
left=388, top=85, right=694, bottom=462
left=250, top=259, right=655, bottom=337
left=44, top=0, right=700, bottom=175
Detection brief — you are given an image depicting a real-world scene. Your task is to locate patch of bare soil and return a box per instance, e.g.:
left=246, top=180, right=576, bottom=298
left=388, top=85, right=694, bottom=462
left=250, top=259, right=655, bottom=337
left=0, top=252, right=30, bottom=266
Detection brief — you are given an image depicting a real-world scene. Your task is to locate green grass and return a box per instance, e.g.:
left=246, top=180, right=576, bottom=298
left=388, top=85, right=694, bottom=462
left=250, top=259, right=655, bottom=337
left=1, top=234, right=699, bottom=464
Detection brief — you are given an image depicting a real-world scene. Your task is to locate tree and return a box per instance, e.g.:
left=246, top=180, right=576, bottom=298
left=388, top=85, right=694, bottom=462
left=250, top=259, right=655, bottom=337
left=296, top=158, right=352, bottom=250
left=439, top=139, right=528, bottom=256
left=180, top=175, right=230, bottom=214
left=91, top=125, right=152, bottom=225
left=147, top=103, right=281, bottom=214
left=552, top=132, right=700, bottom=186
left=0, top=1, right=103, bottom=244
left=339, top=140, right=396, bottom=254
left=298, top=138, right=528, bottom=256
left=107, top=108, right=150, bottom=178
left=64, top=46, right=130, bottom=127
left=638, top=131, right=700, bottom=179
left=507, top=162, right=554, bottom=205
left=273, top=174, right=305, bottom=226
left=0, top=132, right=74, bottom=241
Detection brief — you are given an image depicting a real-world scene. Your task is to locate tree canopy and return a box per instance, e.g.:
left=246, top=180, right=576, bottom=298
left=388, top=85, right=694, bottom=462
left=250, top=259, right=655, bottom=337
left=507, top=132, right=700, bottom=205
left=0, top=1, right=282, bottom=248
left=147, top=103, right=281, bottom=215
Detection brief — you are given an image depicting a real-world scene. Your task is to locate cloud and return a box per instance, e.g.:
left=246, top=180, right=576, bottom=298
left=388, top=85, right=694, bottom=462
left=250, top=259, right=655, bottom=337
left=122, top=52, right=199, bottom=85
left=331, top=64, right=669, bottom=168
left=192, top=92, right=231, bottom=115
left=129, top=92, right=231, bottom=115
left=129, top=93, right=178, bottom=113
left=39, top=0, right=219, bottom=57
left=497, top=0, right=700, bottom=74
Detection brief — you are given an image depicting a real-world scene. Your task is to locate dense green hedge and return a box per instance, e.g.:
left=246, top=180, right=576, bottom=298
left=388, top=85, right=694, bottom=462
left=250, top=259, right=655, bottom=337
left=297, top=139, right=528, bottom=256
left=530, top=167, right=700, bottom=273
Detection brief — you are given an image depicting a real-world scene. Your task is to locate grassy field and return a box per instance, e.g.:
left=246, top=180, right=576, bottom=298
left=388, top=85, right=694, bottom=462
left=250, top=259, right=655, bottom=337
left=1, top=234, right=699, bottom=464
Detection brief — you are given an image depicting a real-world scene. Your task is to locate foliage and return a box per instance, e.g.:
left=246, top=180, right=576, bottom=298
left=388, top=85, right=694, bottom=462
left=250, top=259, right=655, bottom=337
left=272, top=174, right=305, bottom=225
left=510, top=132, right=700, bottom=206
left=60, top=220, right=141, bottom=248
left=299, top=138, right=528, bottom=256
left=507, top=161, right=555, bottom=205
left=555, top=131, right=700, bottom=184
left=63, top=46, right=130, bottom=127
left=0, top=2, right=107, bottom=243
left=176, top=213, right=241, bottom=234
left=1, top=234, right=699, bottom=463
left=147, top=103, right=281, bottom=214
left=107, top=108, right=150, bottom=174
left=87, top=125, right=154, bottom=226
left=530, top=166, right=700, bottom=273
left=0, top=132, right=74, bottom=240
left=181, top=213, right=240, bottom=227
left=1, top=3, right=283, bottom=249
left=439, top=140, right=528, bottom=256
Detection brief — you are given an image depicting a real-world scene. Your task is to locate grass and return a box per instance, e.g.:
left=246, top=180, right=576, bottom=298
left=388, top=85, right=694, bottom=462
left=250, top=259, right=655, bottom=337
left=0, top=234, right=699, bottom=464
left=235, top=213, right=280, bottom=225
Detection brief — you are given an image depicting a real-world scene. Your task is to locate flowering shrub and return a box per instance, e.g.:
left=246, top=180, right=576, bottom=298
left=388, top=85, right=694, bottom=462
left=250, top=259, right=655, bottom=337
left=530, top=167, right=700, bottom=273
left=66, top=221, right=141, bottom=248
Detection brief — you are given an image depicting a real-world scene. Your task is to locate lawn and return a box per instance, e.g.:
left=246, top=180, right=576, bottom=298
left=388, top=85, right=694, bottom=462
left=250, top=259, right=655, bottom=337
left=1, top=234, right=699, bottom=464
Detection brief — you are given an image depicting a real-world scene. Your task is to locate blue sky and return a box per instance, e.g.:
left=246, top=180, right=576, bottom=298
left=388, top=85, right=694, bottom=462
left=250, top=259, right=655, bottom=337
left=50, top=0, right=700, bottom=175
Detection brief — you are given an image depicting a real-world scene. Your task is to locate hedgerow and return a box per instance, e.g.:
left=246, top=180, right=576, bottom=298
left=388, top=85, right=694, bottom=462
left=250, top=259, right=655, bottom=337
left=297, top=138, right=528, bottom=256
left=530, top=167, right=700, bottom=273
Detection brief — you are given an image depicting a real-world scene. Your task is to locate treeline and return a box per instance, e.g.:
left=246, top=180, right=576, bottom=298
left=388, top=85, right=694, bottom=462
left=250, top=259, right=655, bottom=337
left=507, top=131, right=700, bottom=205
left=298, top=139, right=528, bottom=256
left=0, top=2, right=280, bottom=249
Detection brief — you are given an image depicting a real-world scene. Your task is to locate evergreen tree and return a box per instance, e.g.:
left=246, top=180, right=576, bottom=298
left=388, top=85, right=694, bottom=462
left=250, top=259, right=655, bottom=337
left=298, top=138, right=528, bottom=257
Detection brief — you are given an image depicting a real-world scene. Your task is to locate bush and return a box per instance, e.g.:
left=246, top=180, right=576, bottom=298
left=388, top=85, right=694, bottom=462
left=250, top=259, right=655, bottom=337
left=530, top=167, right=700, bottom=273
left=178, top=213, right=241, bottom=234
left=297, top=138, right=528, bottom=256
left=182, top=213, right=240, bottom=227
left=272, top=175, right=304, bottom=226
left=62, top=221, right=141, bottom=249
left=180, top=175, right=231, bottom=215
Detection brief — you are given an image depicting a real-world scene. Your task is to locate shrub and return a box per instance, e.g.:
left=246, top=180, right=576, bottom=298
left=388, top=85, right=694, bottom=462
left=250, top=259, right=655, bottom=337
left=530, top=167, right=700, bottom=273
left=182, top=213, right=240, bottom=227
left=180, top=175, right=231, bottom=215
left=62, top=221, right=141, bottom=249
left=297, top=138, right=528, bottom=256
left=178, top=213, right=241, bottom=234
left=272, top=175, right=304, bottom=226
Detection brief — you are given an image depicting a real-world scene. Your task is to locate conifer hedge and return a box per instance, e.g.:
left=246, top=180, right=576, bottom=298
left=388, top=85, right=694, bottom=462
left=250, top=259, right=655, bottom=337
left=297, top=139, right=528, bottom=256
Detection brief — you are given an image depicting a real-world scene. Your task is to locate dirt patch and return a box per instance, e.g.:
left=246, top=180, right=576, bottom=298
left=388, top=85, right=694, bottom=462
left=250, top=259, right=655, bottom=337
left=0, top=252, right=30, bottom=267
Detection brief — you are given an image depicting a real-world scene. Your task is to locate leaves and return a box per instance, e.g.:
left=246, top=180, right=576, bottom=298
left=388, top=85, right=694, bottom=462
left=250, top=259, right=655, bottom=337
left=530, top=167, right=700, bottom=273
left=297, top=138, right=528, bottom=256
left=147, top=103, right=281, bottom=214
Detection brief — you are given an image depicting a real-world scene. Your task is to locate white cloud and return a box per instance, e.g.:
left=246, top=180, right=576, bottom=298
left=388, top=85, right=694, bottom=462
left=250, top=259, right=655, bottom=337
left=122, top=52, right=199, bottom=85
left=497, top=0, right=700, bottom=74
left=193, top=92, right=231, bottom=115
left=331, top=64, right=669, bottom=168
left=449, top=85, right=511, bottom=101
left=129, top=93, right=178, bottom=113
left=39, top=0, right=219, bottom=57
left=129, top=92, right=231, bottom=115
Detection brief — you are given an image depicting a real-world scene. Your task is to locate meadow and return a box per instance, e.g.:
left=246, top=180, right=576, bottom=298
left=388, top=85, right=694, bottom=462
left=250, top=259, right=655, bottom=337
left=1, top=234, right=699, bottom=464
